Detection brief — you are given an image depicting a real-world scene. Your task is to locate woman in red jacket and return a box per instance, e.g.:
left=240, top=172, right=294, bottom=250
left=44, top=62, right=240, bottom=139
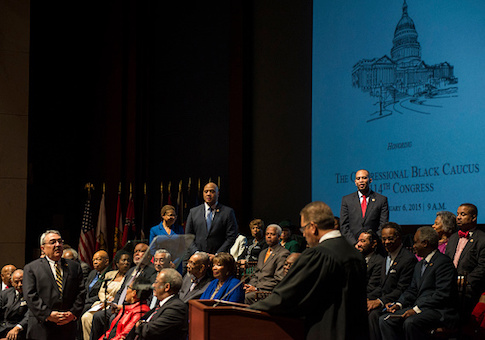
left=99, top=277, right=152, bottom=340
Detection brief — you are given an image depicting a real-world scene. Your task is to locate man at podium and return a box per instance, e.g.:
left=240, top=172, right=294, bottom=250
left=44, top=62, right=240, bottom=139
left=250, top=201, right=368, bottom=340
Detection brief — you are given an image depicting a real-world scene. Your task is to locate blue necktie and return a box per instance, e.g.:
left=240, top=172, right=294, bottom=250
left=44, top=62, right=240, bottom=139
left=385, top=256, right=392, bottom=274
left=88, top=272, right=99, bottom=291
left=421, top=260, right=428, bottom=276
left=207, top=208, right=213, bottom=232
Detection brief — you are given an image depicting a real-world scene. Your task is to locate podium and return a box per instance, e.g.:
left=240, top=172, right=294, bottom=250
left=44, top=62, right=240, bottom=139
left=189, top=299, right=304, bottom=340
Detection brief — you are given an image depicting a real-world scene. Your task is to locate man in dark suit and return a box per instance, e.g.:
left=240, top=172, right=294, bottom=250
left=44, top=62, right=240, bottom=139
left=23, top=230, right=86, bottom=340
left=130, top=268, right=187, bottom=340
left=185, top=182, right=238, bottom=256
left=250, top=201, right=368, bottom=339
left=244, top=224, right=290, bottom=304
left=0, top=269, right=28, bottom=340
left=178, top=252, right=212, bottom=303
left=84, top=250, right=110, bottom=310
left=355, top=230, right=384, bottom=295
left=340, top=169, right=389, bottom=245
left=445, top=203, right=485, bottom=315
left=380, top=227, right=458, bottom=339
left=366, top=222, right=417, bottom=340
left=89, top=242, right=157, bottom=340
left=1, top=265, right=16, bottom=291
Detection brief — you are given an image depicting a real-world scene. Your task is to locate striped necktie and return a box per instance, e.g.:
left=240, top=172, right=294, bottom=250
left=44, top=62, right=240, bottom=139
left=55, top=262, right=63, bottom=294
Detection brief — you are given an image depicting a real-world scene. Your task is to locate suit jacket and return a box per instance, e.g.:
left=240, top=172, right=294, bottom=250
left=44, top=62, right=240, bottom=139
left=445, top=229, right=485, bottom=296
left=113, top=265, right=157, bottom=305
left=340, top=191, right=389, bottom=244
left=0, top=287, right=29, bottom=335
left=250, top=235, right=368, bottom=340
left=135, top=295, right=188, bottom=340
left=366, top=252, right=384, bottom=296
left=84, top=269, right=104, bottom=306
left=185, top=203, right=238, bottom=255
left=398, top=251, right=459, bottom=326
left=248, top=244, right=290, bottom=291
left=23, top=257, right=86, bottom=340
left=367, top=246, right=417, bottom=304
left=178, top=273, right=213, bottom=303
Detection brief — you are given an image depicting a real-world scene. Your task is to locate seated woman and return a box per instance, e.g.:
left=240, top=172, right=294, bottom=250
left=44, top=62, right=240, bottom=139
left=200, top=252, right=244, bottom=303
left=239, top=219, right=267, bottom=262
left=81, top=250, right=131, bottom=340
left=99, top=277, right=152, bottom=340
left=279, top=227, right=299, bottom=253
left=432, top=210, right=456, bottom=253
left=149, top=205, right=184, bottom=244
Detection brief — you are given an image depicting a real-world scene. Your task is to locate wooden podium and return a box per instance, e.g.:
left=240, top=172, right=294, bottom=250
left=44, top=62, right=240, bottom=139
left=189, top=299, right=304, bottom=340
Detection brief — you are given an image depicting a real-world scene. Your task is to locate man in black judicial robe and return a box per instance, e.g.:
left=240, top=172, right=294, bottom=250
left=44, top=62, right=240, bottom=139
left=250, top=201, right=368, bottom=340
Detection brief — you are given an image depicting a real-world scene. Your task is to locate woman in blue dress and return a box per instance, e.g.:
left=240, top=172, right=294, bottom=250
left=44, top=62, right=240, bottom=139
left=200, top=252, right=244, bottom=303
left=149, top=205, right=184, bottom=244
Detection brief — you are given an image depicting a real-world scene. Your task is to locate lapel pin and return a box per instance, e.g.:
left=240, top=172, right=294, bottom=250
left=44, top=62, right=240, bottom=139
left=372, top=198, right=375, bottom=202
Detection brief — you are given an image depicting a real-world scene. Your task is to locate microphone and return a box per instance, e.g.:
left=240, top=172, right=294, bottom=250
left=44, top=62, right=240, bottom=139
left=212, top=272, right=255, bottom=307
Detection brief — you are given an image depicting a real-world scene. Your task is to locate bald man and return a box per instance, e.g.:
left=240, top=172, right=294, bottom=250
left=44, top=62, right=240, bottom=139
left=84, top=250, right=110, bottom=308
left=1, top=265, right=16, bottom=291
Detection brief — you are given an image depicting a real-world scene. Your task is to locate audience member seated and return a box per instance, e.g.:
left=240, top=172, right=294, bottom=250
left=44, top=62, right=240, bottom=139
left=146, top=249, right=174, bottom=309
left=62, top=246, right=91, bottom=280
left=238, top=219, right=267, bottom=262
left=149, top=205, right=184, bottom=245
left=283, top=252, right=301, bottom=276
left=84, top=250, right=110, bottom=310
left=82, top=250, right=131, bottom=340
left=200, top=252, right=244, bottom=303
left=0, top=269, right=28, bottom=340
left=178, top=252, right=213, bottom=303
left=244, top=224, right=290, bottom=304
left=1, top=265, right=16, bottom=291
left=379, top=227, right=459, bottom=339
left=129, top=268, right=188, bottom=340
left=99, top=277, right=151, bottom=340
left=445, top=203, right=485, bottom=318
left=355, top=230, right=384, bottom=295
left=89, top=242, right=157, bottom=340
left=432, top=210, right=457, bottom=254
left=279, top=227, right=299, bottom=253
left=367, top=222, right=417, bottom=340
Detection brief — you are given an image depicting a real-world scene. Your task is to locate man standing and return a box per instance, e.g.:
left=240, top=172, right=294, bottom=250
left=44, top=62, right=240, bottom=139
left=131, top=268, right=188, bottom=340
left=0, top=269, right=28, bottom=340
left=23, top=230, right=86, bottom=340
left=380, top=227, right=458, bottom=339
left=244, top=224, right=290, bottom=304
left=185, top=182, right=238, bottom=256
left=178, top=252, right=213, bottom=303
left=250, top=201, right=368, bottom=339
left=355, top=230, right=384, bottom=295
left=1, top=265, right=16, bottom=291
left=366, top=222, right=417, bottom=340
left=445, top=203, right=485, bottom=314
left=340, top=169, right=389, bottom=245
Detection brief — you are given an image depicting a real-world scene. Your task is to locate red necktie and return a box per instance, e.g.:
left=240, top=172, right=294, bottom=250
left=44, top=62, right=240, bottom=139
left=361, top=195, right=367, bottom=218
left=458, top=230, right=469, bottom=238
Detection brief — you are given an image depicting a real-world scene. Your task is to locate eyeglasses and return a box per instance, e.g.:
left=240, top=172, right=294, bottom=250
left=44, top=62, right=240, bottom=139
left=44, top=239, right=64, bottom=245
left=299, top=222, right=312, bottom=234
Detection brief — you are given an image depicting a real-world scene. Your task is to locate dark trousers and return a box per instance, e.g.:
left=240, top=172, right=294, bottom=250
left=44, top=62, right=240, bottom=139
left=379, top=308, right=441, bottom=340
left=89, top=307, right=116, bottom=340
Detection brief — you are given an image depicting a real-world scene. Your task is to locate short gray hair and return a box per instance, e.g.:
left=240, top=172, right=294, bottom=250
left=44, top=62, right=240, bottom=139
left=193, top=251, right=210, bottom=266
left=155, top=249, right=172, bottom=262
left=417, top=226, right=439, bottom=249
left=436, top=211, right=457, bottom=235
left=266, top=224, right=282, bottom=236
left=64, top=248, right=79, bottom=260
left=40, top=230, right=62, bottom=248
left=159, top=268, right=183, bottom=293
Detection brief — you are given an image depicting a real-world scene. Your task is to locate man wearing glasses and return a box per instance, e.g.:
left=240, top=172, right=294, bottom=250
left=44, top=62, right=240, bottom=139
left=23, top=230, right=86, bottom=340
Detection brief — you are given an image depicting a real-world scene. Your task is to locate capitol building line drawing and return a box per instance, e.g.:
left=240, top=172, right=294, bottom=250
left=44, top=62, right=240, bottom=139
left=351, top=0, right=458, bottom=122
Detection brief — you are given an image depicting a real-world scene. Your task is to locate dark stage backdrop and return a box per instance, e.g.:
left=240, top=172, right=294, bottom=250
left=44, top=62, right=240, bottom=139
left=26, top=1, right=312, bottom=262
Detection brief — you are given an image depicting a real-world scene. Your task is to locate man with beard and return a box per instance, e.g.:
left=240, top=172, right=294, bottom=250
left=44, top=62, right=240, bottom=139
left=355, top=230, right=384, bottom=295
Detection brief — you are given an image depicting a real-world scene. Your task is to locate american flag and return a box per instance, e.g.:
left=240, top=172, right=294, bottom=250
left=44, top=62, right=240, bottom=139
left=78, top=199, right=95, bottom=266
